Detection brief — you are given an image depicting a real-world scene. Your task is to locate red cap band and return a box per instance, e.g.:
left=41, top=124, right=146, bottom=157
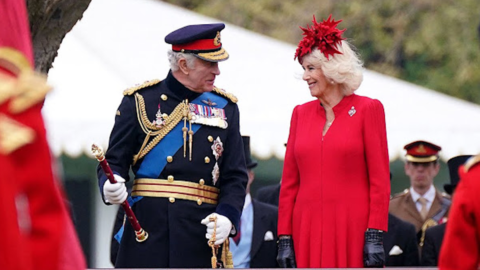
left=172, top=38, right=221, bottom=52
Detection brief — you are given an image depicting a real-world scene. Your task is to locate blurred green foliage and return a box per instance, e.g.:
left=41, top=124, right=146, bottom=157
left=161, top=0, right=480, bottom=104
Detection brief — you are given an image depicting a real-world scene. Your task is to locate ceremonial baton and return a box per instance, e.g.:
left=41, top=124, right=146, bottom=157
left=91, top=144, right=148, bottom=242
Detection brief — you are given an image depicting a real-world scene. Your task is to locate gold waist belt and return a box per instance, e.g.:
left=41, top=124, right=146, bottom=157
left=132, top=178, right=219, bottom=205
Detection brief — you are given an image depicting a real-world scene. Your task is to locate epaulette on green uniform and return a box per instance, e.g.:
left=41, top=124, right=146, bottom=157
left=441, top=192, right=452, bottom=199
left=391, top=189, right=409, bottom=200
left=123, top=79, right=161, bottom=96
left=465, top=154, right=480, bottom=172
left=212, top=86, right=238, bottom=103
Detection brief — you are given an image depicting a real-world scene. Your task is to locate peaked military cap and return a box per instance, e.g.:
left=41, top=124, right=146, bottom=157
left=165, top=23, right=229, bottom=62
left=404, top=140, right=441, bottom=163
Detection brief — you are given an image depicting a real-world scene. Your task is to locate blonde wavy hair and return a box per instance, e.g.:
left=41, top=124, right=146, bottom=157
left=302, top=40, right=364, bottom=95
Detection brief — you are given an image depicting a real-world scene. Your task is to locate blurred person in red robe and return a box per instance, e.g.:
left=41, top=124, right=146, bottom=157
left=0, top=0, right=86, bottom=269
left=438, top=155, right=480, bottom=270
left=277, top=15, right=390, bottom=268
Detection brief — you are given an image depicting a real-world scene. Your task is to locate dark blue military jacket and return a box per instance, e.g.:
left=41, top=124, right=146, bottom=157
left=97, top=71, right=247, bottom=268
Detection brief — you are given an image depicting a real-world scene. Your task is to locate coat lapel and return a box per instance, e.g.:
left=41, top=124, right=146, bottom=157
left=250, top=200, right=266, bottom=258
left=383, top=216, right=396, bottom=254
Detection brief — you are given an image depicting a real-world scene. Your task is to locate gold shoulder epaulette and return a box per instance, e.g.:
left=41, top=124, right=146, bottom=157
left=464, top=154, right=480, bottom=172
left=123, top=79, right=161, bottom=96
left=213, top=86, right=237, bottom=103
left=391, top=189, right=409, bottom=199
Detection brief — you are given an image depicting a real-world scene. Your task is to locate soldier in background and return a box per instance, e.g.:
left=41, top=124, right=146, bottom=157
left=421, top=155, right=472, bottom=266
left=439, top=154, right=480, bottom=270
left=390, top=140, right=451, bottom=241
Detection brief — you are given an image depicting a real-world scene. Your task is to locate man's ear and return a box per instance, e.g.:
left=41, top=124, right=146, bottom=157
left=178, top=58, right=189, bottom=75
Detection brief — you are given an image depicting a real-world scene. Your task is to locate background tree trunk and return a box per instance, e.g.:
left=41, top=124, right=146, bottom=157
left=27, top=0, right=92, bottom=74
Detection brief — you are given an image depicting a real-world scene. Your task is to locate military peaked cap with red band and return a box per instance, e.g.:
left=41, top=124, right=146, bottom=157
left=404, top=140, right=442, bottom=163
left=165, top=23, right=229, bottom=62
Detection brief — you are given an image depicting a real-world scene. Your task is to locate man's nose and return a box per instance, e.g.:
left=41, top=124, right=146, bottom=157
left=212, top=63, right=220, bottom=75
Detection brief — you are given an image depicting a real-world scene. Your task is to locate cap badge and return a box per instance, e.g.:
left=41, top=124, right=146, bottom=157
left=213, top=31, right=221, bottom=46
left=417, top=144, right=426, bottom=153
left=348, top=106, right=356, bottom=117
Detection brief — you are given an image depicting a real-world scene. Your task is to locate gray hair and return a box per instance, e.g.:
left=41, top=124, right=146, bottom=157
left=303, top=40, right=364, bottom=95
left=167, top=50, right=197, bottom=71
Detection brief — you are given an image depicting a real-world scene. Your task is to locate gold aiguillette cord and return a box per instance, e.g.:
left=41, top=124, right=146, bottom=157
left=182, top=99, right=194, bottom=160
left=182, top=99, right=188, bottom=158
left=208, top=216, right=218, bottom=268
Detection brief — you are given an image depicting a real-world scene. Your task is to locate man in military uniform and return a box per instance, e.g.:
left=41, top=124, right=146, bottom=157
left=97, top=23, right=248, bottom=268
left=439, top=154, right=480, bottom=270
left=389, top=140, right=451, bottom=239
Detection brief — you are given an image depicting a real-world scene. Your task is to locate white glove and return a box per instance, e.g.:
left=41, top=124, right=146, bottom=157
left=103, top=175, right=128, bottom=204
left=201, top=213, right=232, bottom=245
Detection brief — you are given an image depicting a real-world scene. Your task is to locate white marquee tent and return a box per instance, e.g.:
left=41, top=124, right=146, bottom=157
left=44, top=0, right=480, bottom=162
left=42, top=0, right=480, bottom=267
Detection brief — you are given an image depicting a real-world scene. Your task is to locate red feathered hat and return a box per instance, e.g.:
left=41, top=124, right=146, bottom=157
left=294, top=14, right=346, bottom=61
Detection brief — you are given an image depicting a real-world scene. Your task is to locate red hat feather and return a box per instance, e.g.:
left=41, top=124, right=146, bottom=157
left=294, top=15, right=346, bottom=61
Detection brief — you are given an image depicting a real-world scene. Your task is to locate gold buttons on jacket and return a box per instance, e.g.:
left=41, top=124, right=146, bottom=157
left=199, top=179, right=205, bottom=185
left=167, top=175, right=174, bottom=182
left=205, top=157, right=210, bottom=163
left=162, top=113, right=168, bottom=118
left=208, top=136, right=214, bottom=142
left=169, top=197, right=175, bottom=203
left=161, top=94, right=168, bottom=101
left=167, top=156, right=173, bottom=163
left=197, top=199, right=203, bottom=205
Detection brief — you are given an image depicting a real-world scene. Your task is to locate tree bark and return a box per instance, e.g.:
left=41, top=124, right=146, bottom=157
left=27, top=0, right=92, bottom=74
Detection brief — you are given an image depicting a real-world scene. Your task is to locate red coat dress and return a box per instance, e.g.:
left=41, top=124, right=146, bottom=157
left=439, top=158, right=480, bottom=270
left=278, top=94, right=390, bottom=268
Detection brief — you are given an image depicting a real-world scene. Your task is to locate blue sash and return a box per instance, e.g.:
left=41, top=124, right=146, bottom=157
left=137, top=91, right=227, bottom=178
left=114, top=92, right=227, bottom=244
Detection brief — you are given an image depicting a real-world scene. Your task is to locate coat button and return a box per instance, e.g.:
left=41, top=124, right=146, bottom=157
left=208, top=136, right=214, bottom=142
left=167, top=175, right=174, bottom=182
left=199, top=179, right=205, bottom=185
left=161, top=94, right=168, bottom=101
left=167, top=156, right=173, bottom=163
left=197, top=199, right=203, bottom=205
left=162, top=113, right=168, bottom=118
left=204, top=157, right=210, bottom=163
left=169, top=197, right=175, bottom=203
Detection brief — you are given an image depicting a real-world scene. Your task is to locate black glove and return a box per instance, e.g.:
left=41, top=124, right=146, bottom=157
left=363, top=229, right=385, bottom=268
left=277, top=237, right=297, bottom=268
